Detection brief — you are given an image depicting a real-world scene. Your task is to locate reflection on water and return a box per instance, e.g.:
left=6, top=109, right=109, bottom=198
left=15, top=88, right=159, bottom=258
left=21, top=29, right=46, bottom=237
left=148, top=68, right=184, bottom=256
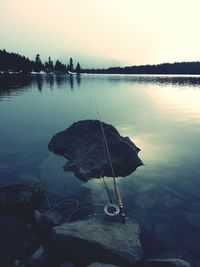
left=0, top=73, right=81, bottom=97
left=1, top=74, right=200, bottom=265
left=1, top=73, right=200, bottom=97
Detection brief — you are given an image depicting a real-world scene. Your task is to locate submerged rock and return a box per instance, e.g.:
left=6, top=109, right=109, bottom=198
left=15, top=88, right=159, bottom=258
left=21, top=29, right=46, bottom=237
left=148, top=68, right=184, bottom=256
left=0, top=183, right=44, bottom=212
left=13, top=259, right=25, bottom=267
left=34, top=210, right=63, bottom=228
left=51, top=218, right=143, bottom=266
left=137, top=258, right=191, bottom=267
left=60, top=261, right=75, bottom=267
left=48, top=120, right=143, bottom=181
left=87, top=263, right=120, bottom=267
left=30, top=246, right=46, bottom=267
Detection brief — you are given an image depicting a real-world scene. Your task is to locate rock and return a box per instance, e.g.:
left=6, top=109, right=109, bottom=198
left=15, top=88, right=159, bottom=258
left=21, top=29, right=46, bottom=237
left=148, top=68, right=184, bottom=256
left=51, top=217, right=143, bottom=266
left=0, top=183, right=44, bottom=212
left=137, top=258, right=191, bottom=267
left=34, top=210, right=63, bottom=228
left=151, top=250, right=193, bottom=265
left=13, top=259, right=25, bottom=267
left=60, top=260, right=75, bottom=267
left=30, top=246, right=46, bottom=267
left=48, top=120, right=143, bottom=181
left=87, top=263, right=120, bottom=267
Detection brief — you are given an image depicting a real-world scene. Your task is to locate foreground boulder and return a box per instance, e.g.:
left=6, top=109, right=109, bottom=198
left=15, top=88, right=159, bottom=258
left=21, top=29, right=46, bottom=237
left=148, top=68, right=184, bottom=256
left=48, top=120, right=143, bottom=181
left=0, top=183, right=44, bottom=212
left=51, top=218, right=143, bottom=266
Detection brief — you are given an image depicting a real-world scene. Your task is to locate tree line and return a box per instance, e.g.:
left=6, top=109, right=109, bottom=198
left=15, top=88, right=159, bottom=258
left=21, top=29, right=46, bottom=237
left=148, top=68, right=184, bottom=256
left=0, top=49, right=81, bottom=73
left=1, top=49, right=200, bottom=75
left=84, top=62, right=200, bottom=75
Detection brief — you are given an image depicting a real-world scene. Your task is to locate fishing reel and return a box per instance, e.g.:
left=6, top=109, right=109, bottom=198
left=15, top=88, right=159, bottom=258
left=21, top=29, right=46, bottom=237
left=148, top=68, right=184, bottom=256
left=104, top=203, right=120, bottom=217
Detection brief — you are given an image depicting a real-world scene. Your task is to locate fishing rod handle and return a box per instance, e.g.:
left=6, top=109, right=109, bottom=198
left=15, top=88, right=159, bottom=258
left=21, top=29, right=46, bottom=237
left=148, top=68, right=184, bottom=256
left=119, top=207, right=126, bottom=224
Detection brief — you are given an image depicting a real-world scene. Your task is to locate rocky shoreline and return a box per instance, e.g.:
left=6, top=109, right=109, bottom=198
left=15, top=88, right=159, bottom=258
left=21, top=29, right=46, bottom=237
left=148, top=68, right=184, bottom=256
left=0, top=183, right=192, bottom=267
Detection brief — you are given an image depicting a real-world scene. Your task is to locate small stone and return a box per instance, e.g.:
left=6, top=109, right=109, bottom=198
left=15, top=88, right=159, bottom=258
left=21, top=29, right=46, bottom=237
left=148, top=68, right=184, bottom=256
left=34, top=210, right=63, bottom=228
left=42, top=210, right=63, bottom=226
left=30, top=246, right=46, bottom=267
left=87, top=263, right=120, bottom=267
left=140, top=258, right=191, bottom=267
left=13, top=259, right=25, bottom=267
left=60, top=260, right=75, bottom=267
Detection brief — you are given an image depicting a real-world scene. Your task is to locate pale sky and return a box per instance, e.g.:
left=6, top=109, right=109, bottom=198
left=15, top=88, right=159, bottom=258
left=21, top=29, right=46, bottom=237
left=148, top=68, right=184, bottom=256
left=0, top=0, right=200, bottom=68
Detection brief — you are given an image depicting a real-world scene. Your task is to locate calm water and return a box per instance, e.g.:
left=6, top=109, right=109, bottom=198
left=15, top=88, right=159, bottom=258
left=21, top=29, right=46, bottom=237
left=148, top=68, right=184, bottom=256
left=1, top=74, right=200, bottom=265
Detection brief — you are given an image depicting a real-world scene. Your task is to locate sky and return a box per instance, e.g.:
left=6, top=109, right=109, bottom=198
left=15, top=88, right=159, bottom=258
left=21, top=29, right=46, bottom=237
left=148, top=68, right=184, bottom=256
left=0, top=0, right=200, bottom=68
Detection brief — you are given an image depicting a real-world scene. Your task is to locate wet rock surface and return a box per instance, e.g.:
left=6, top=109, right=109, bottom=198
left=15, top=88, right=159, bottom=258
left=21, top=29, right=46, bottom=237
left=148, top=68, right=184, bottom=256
left=48, top=120, right=143, bottom=181
left=51, top=217, right=143, bottom=266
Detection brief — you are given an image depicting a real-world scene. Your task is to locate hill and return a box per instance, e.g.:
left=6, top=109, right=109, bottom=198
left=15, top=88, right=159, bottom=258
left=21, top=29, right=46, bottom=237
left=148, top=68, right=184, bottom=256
left=84, top=62, right=200, bottom=75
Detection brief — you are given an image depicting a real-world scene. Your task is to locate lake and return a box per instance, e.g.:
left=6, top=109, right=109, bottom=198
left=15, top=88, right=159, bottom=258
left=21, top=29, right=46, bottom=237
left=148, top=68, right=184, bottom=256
left=1, top=74, right=200, bottom=265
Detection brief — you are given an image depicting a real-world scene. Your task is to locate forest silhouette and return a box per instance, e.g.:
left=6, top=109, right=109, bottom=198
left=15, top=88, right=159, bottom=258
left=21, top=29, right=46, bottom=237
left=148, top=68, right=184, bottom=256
left=1, top=49, right=200, bottom=74
left=0, top=49, right=81, bottom=74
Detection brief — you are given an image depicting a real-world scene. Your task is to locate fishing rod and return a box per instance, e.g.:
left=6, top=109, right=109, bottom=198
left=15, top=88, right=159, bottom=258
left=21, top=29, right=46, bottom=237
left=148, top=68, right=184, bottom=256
left=99, top=115, right=126, bottom=224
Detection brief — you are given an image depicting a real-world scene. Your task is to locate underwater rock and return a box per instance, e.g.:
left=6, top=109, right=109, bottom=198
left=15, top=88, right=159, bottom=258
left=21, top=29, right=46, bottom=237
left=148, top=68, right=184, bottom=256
left=30, top=246, right=46, bottom=267
left=48, top=120, right=143, bottom=181
left=137, top=258, right=191, bottom=267
left=51, top=217, right=143, bottom=266
left=34, top=210, right=63, bottom=228
left=87, top=263, right=120, bottom=267
left=60, top=261, right=75, bottom=267
left=0, top=183, right=44, bottom=212
left=13, top=259, right=25, bottom=267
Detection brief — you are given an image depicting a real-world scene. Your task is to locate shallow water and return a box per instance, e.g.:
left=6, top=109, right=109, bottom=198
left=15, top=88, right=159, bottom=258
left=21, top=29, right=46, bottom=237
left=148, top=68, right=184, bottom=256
left=1, top=74, right=200, bottom=265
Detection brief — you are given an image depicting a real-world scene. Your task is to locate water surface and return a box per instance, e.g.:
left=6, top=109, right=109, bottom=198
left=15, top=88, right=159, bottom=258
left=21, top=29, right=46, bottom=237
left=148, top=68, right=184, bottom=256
left=1, top=74, right=200, bottom=265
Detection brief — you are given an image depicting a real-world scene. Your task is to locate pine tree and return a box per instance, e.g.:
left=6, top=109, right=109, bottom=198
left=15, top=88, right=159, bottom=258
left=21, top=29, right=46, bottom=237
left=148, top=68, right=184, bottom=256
left=48, top=56, right=53, bottom=70
left=35, top=54, right=43, bottom=72
left=69, top=57, right=73, bottom=72
left=75, top=62, right=81, bottom=74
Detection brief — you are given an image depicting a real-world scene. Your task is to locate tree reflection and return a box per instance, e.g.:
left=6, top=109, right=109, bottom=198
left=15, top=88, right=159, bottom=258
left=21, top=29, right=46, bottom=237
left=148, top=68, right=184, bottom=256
left=0, top=73, right=82, bottom=97
left=2, top=73, right=200, bottom=99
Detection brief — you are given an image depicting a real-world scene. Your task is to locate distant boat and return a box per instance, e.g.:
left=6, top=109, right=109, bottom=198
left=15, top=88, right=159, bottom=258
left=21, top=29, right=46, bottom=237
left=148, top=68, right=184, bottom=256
left=68, top=71, right=76, bottom=75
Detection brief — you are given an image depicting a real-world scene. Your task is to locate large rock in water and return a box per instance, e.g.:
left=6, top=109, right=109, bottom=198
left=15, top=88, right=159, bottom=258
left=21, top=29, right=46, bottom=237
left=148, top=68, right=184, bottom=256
left=48, top=120, right=143, bottom=181
left=51, top=218, right=143, bottom=266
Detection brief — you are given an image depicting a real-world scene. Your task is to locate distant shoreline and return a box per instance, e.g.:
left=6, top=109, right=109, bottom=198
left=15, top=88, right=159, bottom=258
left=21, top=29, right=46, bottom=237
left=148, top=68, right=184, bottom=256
left=83, top=61, right=200, bottom=75
left=1, top=71, right=200, bottom=76
left=1, top=49, right=200, bottom=75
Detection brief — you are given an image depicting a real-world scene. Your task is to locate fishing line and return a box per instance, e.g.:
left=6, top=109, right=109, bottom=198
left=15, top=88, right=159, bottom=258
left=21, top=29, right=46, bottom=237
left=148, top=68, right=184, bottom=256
left=36, top=188, right=106, bottom=223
